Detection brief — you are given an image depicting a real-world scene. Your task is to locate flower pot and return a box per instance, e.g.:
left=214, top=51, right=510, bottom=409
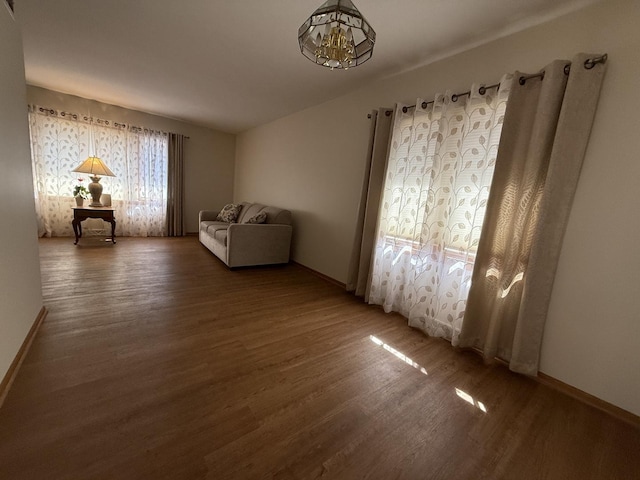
left=75, top=196, right=84, bottom=207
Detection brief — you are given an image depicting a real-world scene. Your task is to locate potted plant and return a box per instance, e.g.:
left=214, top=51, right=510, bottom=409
left=73, top=178, right=89, bottom=206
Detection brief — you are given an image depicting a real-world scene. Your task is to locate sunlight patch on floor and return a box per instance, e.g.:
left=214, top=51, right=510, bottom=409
left=368, top=336, right=488, bottom=411
left=369, top=335, right=428, bottom=376
left=455, top=387, right=487, bottom=413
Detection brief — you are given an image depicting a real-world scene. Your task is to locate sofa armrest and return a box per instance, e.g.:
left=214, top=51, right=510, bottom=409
left=199, top=210, right=220, bottom=223
left=227, top=223, right=293, bottom=267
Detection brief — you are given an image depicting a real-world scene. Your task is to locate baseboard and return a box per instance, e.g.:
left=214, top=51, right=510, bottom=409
left=465, top=348, right=639, bottom=426
left=0, top=306, right=47, bottom=409
left=536, top=372, right=639, bottom=427
left=292, top=261, right=346, bottom=289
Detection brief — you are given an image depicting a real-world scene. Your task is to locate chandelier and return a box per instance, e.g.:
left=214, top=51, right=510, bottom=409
left=298, top=0, right=376, bottom=70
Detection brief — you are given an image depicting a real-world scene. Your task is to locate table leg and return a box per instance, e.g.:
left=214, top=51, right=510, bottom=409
left=72, top=218, right=81, bottom=245
left=110, top=220, right=117, bottom=244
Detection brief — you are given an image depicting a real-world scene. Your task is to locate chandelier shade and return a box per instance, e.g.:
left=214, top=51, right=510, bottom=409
left=298, top=0, right=376, bottom=70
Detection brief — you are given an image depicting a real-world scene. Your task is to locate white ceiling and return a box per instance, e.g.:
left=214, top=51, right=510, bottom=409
left=16, top=0, right=598, bottom=134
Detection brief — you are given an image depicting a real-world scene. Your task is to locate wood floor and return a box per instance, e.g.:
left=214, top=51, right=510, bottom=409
left=0, top=237, right=638, bottom=480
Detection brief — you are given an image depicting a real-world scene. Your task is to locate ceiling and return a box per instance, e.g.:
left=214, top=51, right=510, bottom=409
left=16, top=0, right=598, bottom=134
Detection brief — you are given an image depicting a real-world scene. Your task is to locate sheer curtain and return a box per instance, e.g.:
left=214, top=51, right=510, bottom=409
left=459, top=54, right=608, bottom=375
left=29, top=106, right=168, bottom=237
left=368, top=76, right=511, bottom=344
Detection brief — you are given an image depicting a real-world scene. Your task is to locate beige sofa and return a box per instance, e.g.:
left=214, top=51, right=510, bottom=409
left=199, top=202, right=293, bottom=268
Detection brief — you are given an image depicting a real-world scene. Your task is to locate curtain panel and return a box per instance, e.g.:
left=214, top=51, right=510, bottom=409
left=28, top=107, right=168, bottom=237
left=459, top=54, right=608, bottom=375
left=167, top=133, right=185, bottom=236
left=368, top=76, right=512, bottom=345
left=347, top=108, right=393, bottom=297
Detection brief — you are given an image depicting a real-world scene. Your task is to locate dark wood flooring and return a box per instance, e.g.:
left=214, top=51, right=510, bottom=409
left=0, top=237, right=638, bottom=479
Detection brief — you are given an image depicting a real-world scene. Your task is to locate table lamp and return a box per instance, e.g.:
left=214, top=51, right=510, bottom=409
left=72, top=156, right=115, bottom=207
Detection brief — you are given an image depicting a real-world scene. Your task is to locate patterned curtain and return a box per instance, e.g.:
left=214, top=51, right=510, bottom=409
left=368, top=75, right=511, bottom=345
left=28, top=106, right=168, bottom=237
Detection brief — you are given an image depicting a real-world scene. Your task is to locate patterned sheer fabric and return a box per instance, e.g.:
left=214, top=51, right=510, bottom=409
left=368, top=76, right=511, bottom=345
left=29, top=106, right=168, bottom=237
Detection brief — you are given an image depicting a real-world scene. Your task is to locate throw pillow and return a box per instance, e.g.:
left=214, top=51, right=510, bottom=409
left=246, top=211, right=267, bottom=224
left=216, top=203, right=242, bottom=223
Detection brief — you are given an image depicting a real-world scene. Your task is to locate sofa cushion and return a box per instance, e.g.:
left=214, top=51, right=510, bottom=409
left=238, top=203, right=265, bottom=223
left=201, top=220, right=226, bottom=233
left=260, top=206, right=292, bottom=225
left=245, top=211, right=267, bottom=224
left=216, top=203, right=242, bottom=223
left=205, top=222, right=229, bottom=236
left=213, top=229, right=228, bottom=246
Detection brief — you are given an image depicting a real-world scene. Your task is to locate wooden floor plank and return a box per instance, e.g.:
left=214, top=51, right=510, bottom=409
left=0, top=237, right=637, bottom=480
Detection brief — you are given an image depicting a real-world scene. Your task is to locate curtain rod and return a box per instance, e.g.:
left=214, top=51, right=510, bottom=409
left=517, top=53, right=607, bottom=85
left=385, top=53, right=608, bottom=116
left=30, top=104, right=193, bottom=139
left=402, top=81, right=501, bottom=113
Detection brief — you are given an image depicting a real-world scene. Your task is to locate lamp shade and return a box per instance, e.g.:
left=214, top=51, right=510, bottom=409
left=72, top=156, right=115, bottom=177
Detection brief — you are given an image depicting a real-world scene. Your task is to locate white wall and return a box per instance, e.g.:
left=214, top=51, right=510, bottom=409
left=235, top=0, right=640, bottom=415
left=0, top=4, right=44, bottom=385
left=27, top=87, right=236, bottom=233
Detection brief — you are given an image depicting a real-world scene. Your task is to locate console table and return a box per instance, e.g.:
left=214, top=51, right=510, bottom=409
left=72, top=206, right=116, bottom=245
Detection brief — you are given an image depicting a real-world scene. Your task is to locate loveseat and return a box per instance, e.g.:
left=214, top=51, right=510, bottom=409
left=199, top=202, right=293, bottom=268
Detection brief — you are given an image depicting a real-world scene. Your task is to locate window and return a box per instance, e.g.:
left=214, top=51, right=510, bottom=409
left=368, top=78, right=511, bottom=344
left=383, top=96, right=504, bottom=253
left=28, top=106, right=168, bottom=237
